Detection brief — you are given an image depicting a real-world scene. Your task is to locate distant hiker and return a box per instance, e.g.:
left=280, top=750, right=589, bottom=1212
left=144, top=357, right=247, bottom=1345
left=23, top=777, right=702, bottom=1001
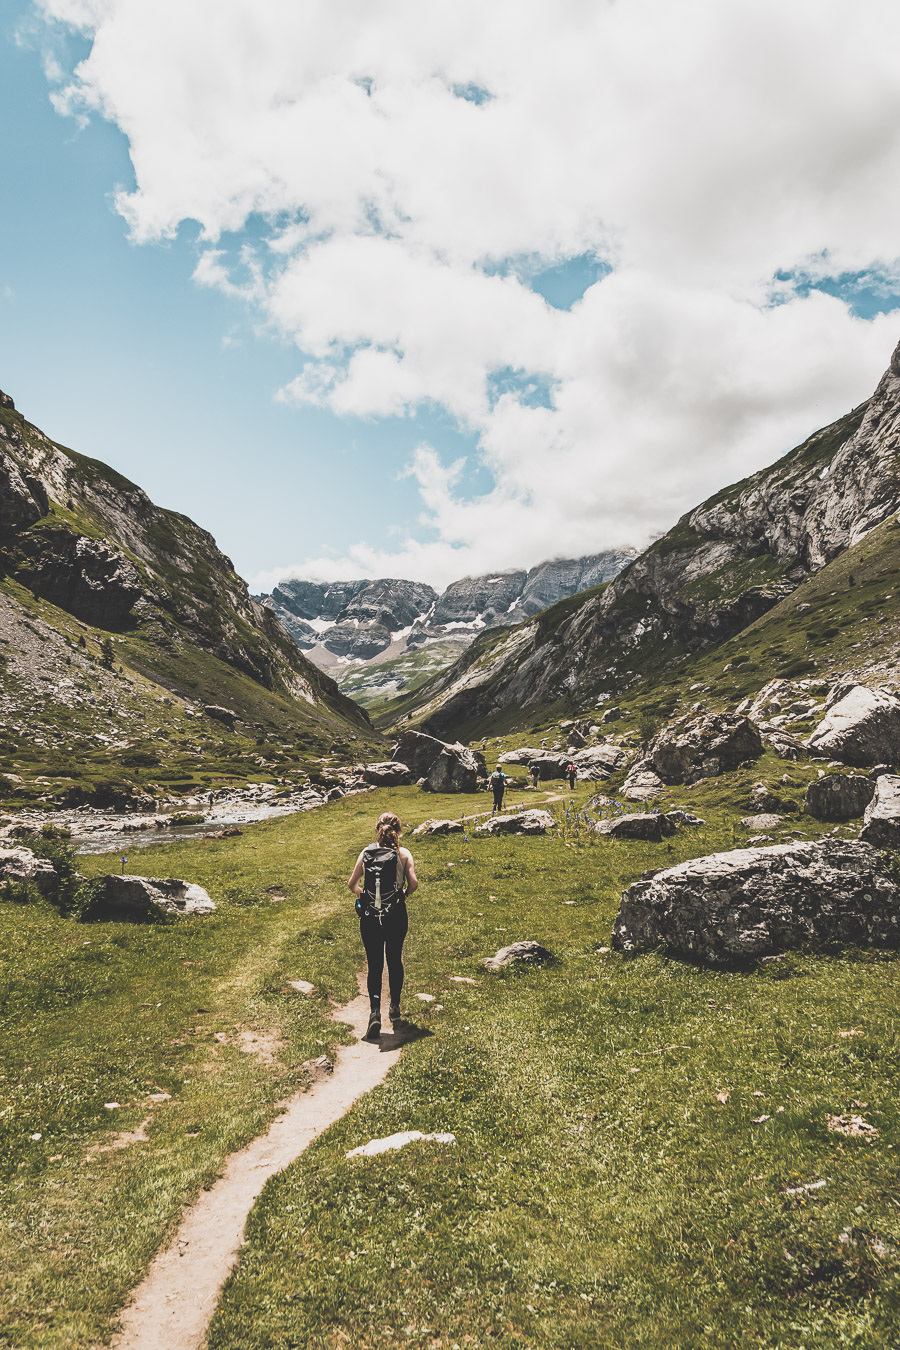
left=489, top=766, right=507, bottom=813
left=566, top=761, right=577, bottom=789
left=348, top=811, right=418, bottom=1041
left=529, top=760, right=540, bottom=789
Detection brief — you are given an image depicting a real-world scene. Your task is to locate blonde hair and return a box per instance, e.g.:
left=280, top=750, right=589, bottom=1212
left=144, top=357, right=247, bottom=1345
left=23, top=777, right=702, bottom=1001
left=376, top=811, right=402, bottom=851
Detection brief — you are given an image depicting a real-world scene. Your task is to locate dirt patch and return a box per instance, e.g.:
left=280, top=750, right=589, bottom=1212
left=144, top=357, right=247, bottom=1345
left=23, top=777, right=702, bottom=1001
left=84, top=1117, right=152, bottom=1161
left=236, top=1028, right=284, bottom=1064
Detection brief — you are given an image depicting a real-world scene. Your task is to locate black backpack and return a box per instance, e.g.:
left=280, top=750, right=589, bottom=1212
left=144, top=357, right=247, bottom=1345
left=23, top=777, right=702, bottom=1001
left=357, top=845, right=403, bottom=919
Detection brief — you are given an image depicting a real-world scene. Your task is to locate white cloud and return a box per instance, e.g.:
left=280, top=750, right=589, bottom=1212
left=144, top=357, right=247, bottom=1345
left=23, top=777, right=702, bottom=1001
left=38, top=0, right=900, bottom=586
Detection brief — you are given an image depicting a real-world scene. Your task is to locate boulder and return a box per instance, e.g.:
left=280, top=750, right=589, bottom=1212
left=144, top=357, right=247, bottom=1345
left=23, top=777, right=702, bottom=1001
left=571, top=745, right=629, bottom=774
left=476, top=810, right=555, bottom=836
left=806, top=686, right=900, bottom=767
left=0, top=846, right=59, bottom=898
left=740, top=814, right=783, bottom=830
left=524, top=755, right=570, bottom=781
left=601, top=706, right=622, bottom=723
left=482, top=940, right=552, bottom=971
left=860, top=774, right=900, bottom=848
left=423, top=744, right=481, bottom=793
left=496, top=746, right=543, bottom=766
left=203, top=705, right=237, bottom=730
left=86, top=875, right=217, bottom=921
left=360, top=761, right=412, bottom=787
left=612, top=839, right=900, bottom=964
left=593, top=812, right=676, bottom=842
left=805, top=774, right=875, bottom=822
left=392, top=730, right=449, bottom=778
left=648, top=712, right=763, bottom=783
left=762, top=729, right=805, bottom=761
left=621, top=763, right=665, bottom=801
left=412, top=818, right=466, bottom=836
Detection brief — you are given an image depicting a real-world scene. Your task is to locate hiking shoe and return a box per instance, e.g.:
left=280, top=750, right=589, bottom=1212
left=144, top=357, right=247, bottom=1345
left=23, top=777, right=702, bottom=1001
left=388, top=1003, right=402, bottom=1024
left=364, top=1009, right=381, bottom=1041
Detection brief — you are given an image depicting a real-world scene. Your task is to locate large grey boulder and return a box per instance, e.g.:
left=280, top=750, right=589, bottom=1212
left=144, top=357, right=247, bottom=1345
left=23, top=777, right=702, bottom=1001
left=497, top=746, right=543, bottom=766
left=613, top=839, right=900, bottom=964
left=648, top=712, right=763, bottom=783
left=423, top=744, right=481, bottom=793
left=392, top=730, right=449, bottom=778
left=805, top=773, right=875, bottom=822
left=411, top=818, right=466, bottom=836
left=476, top=809, right=555, bottom=836
left=360, top=761, right=412, bottom=787
left=525, top=755, right=570, bottom=781
left=483, top=940, right=552, bottom=971
left=622, top=762, right=665, bottom=801
left=87, top=875, right=217, bottom=921
left=204, top=705, right=237, bottom=730
left=593, top=812, right=676, bottom=842
left=807, top=686, right=900, bottom=766
left=0, top=846, right=59, bottom=898
left=860, top=774, right=900, bottom=848
left=571, top=745, right=629, bottom=777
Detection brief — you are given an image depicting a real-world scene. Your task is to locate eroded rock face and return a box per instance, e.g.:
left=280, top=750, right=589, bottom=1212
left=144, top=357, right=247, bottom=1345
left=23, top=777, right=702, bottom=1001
left=805, top=773, right=875, bottom=822
left=16, top=529, right=143, bottom=627
left=497, top=747, right=543, bottom=766
left=0, top=846, right=58, bottom=897
left=807, top=686, right=900, bottom=767
left=87, top=874, right=217, bottom=921
left=648, top=712, right=763, bottom=784
left=476, top=809, right=555, bottom=836
left=572, top=745, right=629, bottom=776
left=361, top=761, right=412, bottom=787
left=860, top=774, right=900, bottom=848
left=482, top=939, right=552, bottom=971
left=612, top=839, right=900, bottom=964
left=593, top=812, right=676, bottom=841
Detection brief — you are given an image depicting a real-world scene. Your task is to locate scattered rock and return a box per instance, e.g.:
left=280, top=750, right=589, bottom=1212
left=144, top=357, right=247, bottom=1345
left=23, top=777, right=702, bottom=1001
left=807, top=686, right=900, bottom=766
left=664, top=809, right=705, bottom=826
left=288, top=979, right=315, bottom=995
left=593, top=812, right=676, bottom=841
left=601, top=706, right=622, bottom=723
left=826, top=1113, right=879, bottom=1141
left=612, top=838, right=900, bottom=964
left=571, top=744, right=629, bottom=776
left=762, top=728, right=805, bottom=761
left=360, top=761, right=412, bottom=787
left=476, top=809, right=555, bottom=836
left=411, top=818, right=466, bottom=836
left=346, top=1130, right=457, bottom=1158
left=740, top=814, right=784, bottom=830
left=482, top=940, right=552, bottom=971
left=860, top=774, right=900, bottom=848
left=804, top=773, right=875, bottom=822
left=0, top=845, right=59, bottom=897
left=648, top=712, right=763, bottom=783
left=85, top=874, right=217, bottom=921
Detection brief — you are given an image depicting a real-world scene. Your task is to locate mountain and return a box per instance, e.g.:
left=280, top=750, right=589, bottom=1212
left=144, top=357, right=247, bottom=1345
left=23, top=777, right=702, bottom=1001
left=0, top=388, right=376, bottom=807
left=397, top=339, right=900, bottom=740
left=256, top=550, right=636, bottom=710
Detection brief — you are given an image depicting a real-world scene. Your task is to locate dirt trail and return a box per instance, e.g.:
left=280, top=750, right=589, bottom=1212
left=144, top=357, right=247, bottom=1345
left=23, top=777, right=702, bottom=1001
left=109, top=979, right=407, bottom=1350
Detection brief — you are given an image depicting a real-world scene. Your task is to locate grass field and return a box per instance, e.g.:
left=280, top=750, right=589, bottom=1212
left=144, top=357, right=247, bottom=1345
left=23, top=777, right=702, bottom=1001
left=2, top=776, right=899, bottom=1349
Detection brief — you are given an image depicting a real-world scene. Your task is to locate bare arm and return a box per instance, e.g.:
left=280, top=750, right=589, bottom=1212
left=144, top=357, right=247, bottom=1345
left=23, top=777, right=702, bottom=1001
left=402, top=848, right=418, bottom=896
left=348, top=853, right=364, bottom=898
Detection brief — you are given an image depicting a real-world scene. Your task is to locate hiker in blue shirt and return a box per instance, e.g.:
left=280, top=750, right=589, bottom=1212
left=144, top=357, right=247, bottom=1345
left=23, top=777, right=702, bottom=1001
left=489, top=766, right=507, bottom=813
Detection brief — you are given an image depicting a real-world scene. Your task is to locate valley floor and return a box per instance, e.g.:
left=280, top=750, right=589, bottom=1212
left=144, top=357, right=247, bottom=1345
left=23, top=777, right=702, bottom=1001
left=1, top=779, right=898, bottom=1349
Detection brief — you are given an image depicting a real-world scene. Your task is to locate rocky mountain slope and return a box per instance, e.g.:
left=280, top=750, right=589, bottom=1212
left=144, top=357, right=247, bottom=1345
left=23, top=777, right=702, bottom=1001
left=0, top=388, right=377, bottom=810
left=258, top=550, right=636, bottom=709
left=398, top=339, right=900, bottom=740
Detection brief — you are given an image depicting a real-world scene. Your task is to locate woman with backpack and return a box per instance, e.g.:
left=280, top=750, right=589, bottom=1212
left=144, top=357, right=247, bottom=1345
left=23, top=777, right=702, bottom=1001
left=348, top=811, right=419, bottom=1041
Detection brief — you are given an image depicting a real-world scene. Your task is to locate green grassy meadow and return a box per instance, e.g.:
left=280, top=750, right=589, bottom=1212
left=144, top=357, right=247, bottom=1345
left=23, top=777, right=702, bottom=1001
left=1, top=777, right=899, bottom=1349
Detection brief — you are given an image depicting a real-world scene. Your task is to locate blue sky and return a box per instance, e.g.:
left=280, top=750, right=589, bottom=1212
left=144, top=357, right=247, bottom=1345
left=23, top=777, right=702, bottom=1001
left=4, top=2, right=900, bottom=590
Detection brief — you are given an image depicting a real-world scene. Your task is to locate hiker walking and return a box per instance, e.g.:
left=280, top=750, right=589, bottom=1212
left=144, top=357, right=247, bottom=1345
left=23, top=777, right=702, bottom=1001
left=489, top=766, right=507, bottom=813
left=566, top=761, right=577, bottom=789
left=529, top=760, right=540, bottom=789
left=348, top=811, right=418, bottom=1041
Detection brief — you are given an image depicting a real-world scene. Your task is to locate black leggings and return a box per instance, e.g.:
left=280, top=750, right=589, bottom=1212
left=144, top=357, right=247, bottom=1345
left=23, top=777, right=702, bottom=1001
left=360, top=902, right=409, bottom=1005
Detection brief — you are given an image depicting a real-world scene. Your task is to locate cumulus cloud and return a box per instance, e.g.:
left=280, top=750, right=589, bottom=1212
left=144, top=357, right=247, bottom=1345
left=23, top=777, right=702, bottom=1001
left=37, top=0, right=900, bottom=585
